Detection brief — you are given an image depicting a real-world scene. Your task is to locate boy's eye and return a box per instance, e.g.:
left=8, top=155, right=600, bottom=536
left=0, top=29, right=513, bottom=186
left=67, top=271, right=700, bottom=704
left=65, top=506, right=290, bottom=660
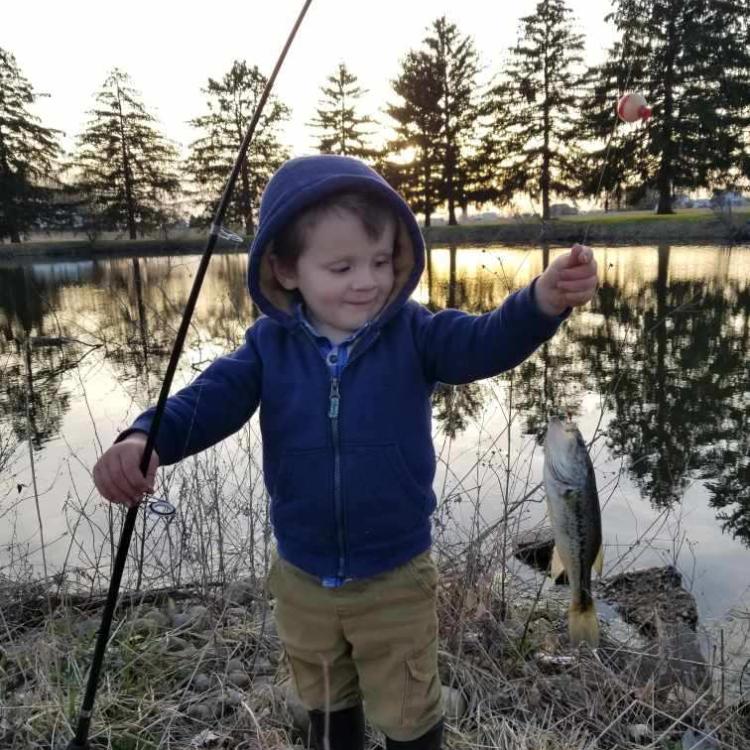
left=330, top=265, right=350, bottom=274
left=375, top=257, right=393, bottom=268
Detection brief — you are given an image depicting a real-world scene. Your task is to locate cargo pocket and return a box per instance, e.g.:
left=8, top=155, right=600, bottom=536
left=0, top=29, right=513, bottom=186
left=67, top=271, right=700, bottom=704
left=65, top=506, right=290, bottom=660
left=401, top=638, right=440, bottom=728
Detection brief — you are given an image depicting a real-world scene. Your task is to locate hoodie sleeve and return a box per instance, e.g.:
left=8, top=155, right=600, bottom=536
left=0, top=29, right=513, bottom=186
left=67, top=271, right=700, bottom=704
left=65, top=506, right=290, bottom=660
left=412, top=278, right=569, bottom=385
left=117, top=326, right=262, bottom=465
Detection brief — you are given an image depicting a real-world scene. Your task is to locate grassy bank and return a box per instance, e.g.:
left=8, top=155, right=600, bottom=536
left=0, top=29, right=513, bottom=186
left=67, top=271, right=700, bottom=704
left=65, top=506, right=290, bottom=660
left=1, top=209, right=748, bottom=262
left=423, top=208, right=750, bottom=246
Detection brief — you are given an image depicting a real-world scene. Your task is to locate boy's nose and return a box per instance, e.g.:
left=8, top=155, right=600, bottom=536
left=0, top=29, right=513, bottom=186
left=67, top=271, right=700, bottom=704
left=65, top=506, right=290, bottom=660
left=352, top=268, right=377, bottom=289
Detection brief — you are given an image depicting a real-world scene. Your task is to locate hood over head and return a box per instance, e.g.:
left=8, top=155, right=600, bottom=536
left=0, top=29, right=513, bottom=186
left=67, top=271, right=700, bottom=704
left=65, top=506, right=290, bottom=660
left=248, top=155, right=425, bottom=327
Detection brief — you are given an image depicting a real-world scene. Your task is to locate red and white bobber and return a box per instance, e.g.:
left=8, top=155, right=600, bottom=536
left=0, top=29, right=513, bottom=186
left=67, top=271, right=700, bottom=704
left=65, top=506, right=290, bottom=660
left=617, top=92, right=652, bottom=122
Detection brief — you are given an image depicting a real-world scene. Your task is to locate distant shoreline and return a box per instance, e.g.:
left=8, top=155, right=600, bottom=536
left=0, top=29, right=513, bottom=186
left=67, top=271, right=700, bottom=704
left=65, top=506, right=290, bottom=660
left=1, top=210, right=748, bottom=262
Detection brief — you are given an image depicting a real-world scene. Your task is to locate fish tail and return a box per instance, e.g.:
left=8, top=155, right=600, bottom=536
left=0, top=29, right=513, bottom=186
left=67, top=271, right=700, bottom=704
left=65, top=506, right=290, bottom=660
left=568, top=599, right=600, bottom=647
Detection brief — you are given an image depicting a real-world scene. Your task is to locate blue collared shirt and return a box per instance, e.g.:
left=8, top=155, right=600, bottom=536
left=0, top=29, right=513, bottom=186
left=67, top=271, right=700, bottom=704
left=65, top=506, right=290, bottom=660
left=294, top=304, right=368, bottom=381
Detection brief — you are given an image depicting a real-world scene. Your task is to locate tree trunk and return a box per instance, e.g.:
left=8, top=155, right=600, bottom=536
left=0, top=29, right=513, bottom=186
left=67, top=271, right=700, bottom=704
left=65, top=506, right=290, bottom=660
left=0, top=136, right=22, bottom=243
left=541, top=28, right=551, bottom=221
left=116, top=85, right=138, bottom=239
left=240, top=159, right=253, bottom=236
left=423, top=159, right=433, bottom=227
left=448, top=245, right=457, bottom=308
left=655, top=16, right=677, bottom=215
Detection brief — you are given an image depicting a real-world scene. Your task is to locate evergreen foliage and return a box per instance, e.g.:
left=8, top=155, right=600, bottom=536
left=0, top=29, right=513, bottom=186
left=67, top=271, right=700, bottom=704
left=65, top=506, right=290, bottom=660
left=187, top=60, right=290, bottom=235
left=0, top=48, right=62, bottom=242
left=482, top=0, right=585, bottom=220
left=581, top=0, right=750, bottom=214
left=70, top=69, right=181, bottom=239
left=309, top=63, right=374, bottom=158
left=385, top=50, right=444, bottom=226
left=386, top=17, right=481, bottom=225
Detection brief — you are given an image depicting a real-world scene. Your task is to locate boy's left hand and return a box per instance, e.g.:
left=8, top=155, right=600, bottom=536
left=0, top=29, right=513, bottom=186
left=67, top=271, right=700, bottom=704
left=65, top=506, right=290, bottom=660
left=535, top=244, right=598, bottom=317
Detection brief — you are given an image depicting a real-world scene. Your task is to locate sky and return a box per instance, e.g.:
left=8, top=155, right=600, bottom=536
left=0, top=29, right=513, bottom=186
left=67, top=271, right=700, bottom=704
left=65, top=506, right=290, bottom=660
left=5, top=0, right=617, bottom=158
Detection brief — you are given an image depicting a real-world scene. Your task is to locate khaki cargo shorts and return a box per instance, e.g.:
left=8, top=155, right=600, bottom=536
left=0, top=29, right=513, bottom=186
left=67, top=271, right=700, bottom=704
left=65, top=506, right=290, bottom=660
left=266, top=550, right=443, bottom=742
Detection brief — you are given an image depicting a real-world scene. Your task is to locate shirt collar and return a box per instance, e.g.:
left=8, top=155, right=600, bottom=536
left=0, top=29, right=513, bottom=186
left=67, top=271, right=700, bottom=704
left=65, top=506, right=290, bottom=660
left=294, top=303, right=368, bottom=348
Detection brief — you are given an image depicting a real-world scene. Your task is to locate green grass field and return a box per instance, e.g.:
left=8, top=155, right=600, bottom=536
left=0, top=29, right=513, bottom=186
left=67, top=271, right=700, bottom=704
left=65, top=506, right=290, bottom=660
left=558, top=207, right=750, bottom=224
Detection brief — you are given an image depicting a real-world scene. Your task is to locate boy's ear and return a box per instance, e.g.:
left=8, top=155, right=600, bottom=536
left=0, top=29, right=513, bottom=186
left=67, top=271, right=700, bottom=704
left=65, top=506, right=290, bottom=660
left=268, top=253, right=298, bottom=291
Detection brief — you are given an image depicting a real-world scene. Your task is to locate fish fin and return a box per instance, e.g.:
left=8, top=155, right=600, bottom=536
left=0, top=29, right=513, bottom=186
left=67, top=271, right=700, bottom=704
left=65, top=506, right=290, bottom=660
left=568, top=601, right=600, bottom=647
left=593, top=544, right=604, bottom=576
left=550, top=545, right=566, bottom=580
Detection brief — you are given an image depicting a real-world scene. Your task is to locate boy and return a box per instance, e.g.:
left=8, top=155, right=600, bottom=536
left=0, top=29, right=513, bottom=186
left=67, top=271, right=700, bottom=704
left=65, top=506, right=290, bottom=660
left=93, top=155, right=598, bottom=749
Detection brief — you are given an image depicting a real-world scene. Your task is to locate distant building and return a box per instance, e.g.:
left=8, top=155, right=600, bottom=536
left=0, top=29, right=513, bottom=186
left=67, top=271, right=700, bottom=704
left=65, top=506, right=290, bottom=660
left=550, top=203, right=578, bottom=217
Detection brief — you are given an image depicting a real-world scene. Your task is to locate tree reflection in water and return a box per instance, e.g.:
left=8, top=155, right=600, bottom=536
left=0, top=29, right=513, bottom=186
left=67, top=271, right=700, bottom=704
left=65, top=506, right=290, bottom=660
left=1, top=245, right=749, bottom=547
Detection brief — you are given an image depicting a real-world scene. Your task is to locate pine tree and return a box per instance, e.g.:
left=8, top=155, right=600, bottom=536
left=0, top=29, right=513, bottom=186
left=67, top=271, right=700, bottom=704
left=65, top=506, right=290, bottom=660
left=582, top=0, right=750, bottom=214
left=309, top=63, right=374, bottom=158
left=187, top=60, right=290, bottom=235
left=386, top=18, right=481, bottom=225
left=70, top=68, right=181, bottom=239
left=0, top=48, right=62, bottom=242
left=385, top=50, right=443, bottom=226
left=483, top=0, right=585, bottom=220
left=424, top=17, right=482, bottom=225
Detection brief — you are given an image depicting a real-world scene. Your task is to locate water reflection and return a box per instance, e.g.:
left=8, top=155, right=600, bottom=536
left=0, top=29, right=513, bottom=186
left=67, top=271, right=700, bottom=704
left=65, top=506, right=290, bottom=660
left=1, top=245, right=750, bottom=552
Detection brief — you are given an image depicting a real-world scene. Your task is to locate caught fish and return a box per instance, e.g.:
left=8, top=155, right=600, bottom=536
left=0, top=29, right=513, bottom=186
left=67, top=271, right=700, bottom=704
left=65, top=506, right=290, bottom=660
left=543, top=416, right=603, bottom=647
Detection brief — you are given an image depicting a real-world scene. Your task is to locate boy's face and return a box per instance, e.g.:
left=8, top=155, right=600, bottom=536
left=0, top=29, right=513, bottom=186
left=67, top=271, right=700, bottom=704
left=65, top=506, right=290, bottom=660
left=273, top=210, right=396, bottom=344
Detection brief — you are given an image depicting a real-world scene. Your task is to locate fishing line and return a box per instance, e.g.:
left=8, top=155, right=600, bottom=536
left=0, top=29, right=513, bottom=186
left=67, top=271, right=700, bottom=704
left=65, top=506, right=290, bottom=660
left=66, top=2, right=313, bottom=747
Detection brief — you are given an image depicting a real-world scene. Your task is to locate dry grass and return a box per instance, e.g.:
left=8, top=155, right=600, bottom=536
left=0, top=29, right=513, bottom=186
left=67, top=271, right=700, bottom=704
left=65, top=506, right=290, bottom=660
left=1, top=543, right=749, bottom=749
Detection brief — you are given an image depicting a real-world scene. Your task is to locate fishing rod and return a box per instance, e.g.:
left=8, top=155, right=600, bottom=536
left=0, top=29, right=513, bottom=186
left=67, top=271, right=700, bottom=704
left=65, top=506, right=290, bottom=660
left=66, top=2, right=313, bottom=746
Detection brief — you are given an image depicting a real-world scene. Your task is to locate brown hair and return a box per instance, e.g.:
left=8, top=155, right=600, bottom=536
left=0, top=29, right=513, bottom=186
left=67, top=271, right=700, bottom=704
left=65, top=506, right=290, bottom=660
left=272, top=190, right=397, bottom=269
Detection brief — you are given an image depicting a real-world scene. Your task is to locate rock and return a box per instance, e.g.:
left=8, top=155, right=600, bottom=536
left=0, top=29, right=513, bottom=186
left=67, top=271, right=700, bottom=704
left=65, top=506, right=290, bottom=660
left=142, top=609, right=169, bottom=628
left=189, top=729, right=230, bottom=747
left=187, top=605, right=211, bottom=630
left=513, top=526, right=555, bottom=571
left=73, top=617, right=99, bottom=638
left=173, top=612, right=191, bottom=629
left=223, top=688, right=243, bottom=707
left=598, top=567, right=708, bottom=692
left=174, top=606, right=211, bottom=630
left=441, top=685, right=467, bottom=721
left=598, top=566, right=698, bottom=634
left=225, top=607, right=250, bottom=622
left=128, top=617, right=159, bottom=635
left=228, top=671, right=251, bottom=688
left=277, top=683, right=310, bottom=735
left=226, top=658, right=244, bottom=672
left=512, top=526, right=567, bottom=584
left=253, top=657, right=275, bottom=675
left=682, top=727, right=719, bottom=750
left=629, top=723, right=651, bottom=743
left=187, top=703, right=213, bottom=721
left=224, top=580, right=255, bottom=607
left=190, top=673, right=211, bottom=692
left=162, top=635, right=194, bottom=654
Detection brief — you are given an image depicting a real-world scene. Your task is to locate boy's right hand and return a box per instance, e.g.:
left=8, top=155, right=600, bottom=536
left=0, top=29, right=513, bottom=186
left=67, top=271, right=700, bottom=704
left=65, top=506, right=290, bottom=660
left=93, top=432, right=159, bottom=508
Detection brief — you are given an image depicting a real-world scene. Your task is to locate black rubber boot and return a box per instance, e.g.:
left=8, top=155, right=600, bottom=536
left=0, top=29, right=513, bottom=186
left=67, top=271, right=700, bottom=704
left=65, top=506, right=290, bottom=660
left=308, top=703, right=365, bottom=750
left=385, top=719, right=444, bottom=749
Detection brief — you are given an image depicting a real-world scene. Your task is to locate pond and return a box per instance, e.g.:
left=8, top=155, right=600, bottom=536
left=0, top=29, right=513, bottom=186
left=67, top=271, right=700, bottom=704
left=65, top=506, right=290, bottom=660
left=1, top=243, right=749, bottom=651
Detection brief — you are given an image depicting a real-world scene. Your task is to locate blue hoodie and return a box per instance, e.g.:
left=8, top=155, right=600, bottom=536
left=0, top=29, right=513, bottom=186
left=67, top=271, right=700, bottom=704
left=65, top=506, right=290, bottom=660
left=128, top=155, right=567, bottom=581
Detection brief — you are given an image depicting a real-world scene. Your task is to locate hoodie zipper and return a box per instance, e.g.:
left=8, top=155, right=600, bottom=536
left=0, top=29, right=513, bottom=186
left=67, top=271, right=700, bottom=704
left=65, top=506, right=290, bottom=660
left=327, top=376, right=345, bottom=577
left=297, top=325, right=352, bottom=579
left=296, top=324, right=381, bottom=580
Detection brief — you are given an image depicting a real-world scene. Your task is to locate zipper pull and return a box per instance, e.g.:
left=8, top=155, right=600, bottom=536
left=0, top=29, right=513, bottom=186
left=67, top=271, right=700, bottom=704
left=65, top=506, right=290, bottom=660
left=328, top=377, right=340, bottom=418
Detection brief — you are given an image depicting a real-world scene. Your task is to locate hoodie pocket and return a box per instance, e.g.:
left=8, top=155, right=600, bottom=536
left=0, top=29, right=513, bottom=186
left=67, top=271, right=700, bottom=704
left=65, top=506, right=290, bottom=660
left=270, top=448, right=338, bottom=552
left=343, top=444, right=431, bottom=546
